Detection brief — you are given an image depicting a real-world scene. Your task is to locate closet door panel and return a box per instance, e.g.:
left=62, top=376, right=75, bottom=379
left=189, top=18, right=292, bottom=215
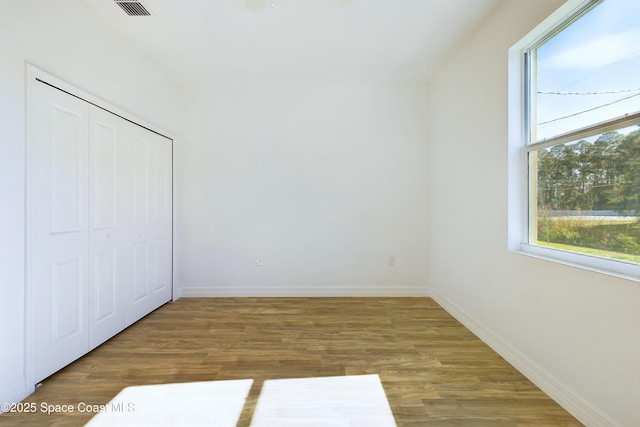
left=133, top=134, right=149, bottom=226
left=92, top=121, right=116, bottom=230
left=126, top=132, right=153, bottom=325
left=50, top=259, right=83, bottom=341
left=49, top=107, right=84, bottom=233
left=149, top=137, right=170, bottom=225
left=88, top=107, right=129, bottom=349
left=93, top=250, right=116, bottom=321
left=125, top=126, right=172, bottom=325
left=148, top=133, right=173, bottom=307
left=149, top=236, right=171, bottom=311
left=132, top=242, right=149, bottom=302
left=30, top=82, right=89, bottom=383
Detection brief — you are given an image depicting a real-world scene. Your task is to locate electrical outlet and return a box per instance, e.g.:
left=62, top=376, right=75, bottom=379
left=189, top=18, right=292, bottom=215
left=388, top=256, right=395, bottom=266
left=256, top=257, right=264, bottom=266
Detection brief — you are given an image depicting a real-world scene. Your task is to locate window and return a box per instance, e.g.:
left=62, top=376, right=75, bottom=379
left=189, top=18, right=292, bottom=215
left=510, top=0, right=640, bottom=277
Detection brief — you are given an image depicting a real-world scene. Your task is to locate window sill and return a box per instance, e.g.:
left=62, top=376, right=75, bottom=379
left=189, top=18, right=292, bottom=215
left=515, top=243, right=640, bottom=283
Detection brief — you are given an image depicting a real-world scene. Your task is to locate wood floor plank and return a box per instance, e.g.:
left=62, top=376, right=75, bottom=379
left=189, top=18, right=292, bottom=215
left=0, top=297, right=582, bottom=426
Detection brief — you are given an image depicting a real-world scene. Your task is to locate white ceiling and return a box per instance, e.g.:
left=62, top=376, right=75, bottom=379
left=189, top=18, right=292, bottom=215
left=81, top=0, right=501, bottom=85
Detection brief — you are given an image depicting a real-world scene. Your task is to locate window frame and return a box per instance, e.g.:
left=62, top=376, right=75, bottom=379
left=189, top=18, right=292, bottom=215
left=508, top=0, right=640, bottom=281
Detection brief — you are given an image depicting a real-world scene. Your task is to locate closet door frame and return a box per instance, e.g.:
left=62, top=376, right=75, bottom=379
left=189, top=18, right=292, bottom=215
left=25, top=64, right=176, bottom=391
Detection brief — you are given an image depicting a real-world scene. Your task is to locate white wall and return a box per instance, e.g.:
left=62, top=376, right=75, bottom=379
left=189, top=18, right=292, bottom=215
left=0, top=0, right=177, bottom=406
left=176, top=84, right=430, bottom=296
left=429, top=1, right=640, bottom=426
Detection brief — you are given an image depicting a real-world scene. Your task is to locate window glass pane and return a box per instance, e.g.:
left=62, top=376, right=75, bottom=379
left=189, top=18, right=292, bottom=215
left=531, top=0, right=640, bottom=142
left=530, top=124, right=640, bottom=262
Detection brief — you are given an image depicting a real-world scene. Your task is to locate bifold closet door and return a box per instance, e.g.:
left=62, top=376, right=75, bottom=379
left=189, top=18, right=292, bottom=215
left=125, top=123, right=173, bottom=326
left=89, top=107, right=172, bottom=341
left=30, top=77, right=173, bottom=384
left=30, top=82, right=90, bottom=383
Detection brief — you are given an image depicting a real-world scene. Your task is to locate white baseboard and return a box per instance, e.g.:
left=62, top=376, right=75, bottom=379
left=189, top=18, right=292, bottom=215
left=429, top=288, right=618, bottom=427
left=177, top=286, right=430, bottom=298
left=0, top=377, right=28, bottom=414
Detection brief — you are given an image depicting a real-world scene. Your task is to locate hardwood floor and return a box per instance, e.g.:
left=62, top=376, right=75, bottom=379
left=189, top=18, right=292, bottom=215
left=0, top=297, right=582, bottom=426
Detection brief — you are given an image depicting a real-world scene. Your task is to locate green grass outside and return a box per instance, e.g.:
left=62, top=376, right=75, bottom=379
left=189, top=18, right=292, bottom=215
left=536, top=240, right=640, bottom=264
left=536, top=216, right=640, bottom=263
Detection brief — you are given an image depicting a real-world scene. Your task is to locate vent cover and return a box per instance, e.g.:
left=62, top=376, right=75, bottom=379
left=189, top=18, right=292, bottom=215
left=114, top=0, right=151, bottom=16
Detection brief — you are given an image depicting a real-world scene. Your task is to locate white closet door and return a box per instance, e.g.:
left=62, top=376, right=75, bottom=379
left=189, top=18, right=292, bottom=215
left=29, top=72, right=173, bottom=384
left=30, top=82, right=90, bottom=383
left=125, top=123, right=172, bottom=326
left=88, top=107, right=130, bottom=349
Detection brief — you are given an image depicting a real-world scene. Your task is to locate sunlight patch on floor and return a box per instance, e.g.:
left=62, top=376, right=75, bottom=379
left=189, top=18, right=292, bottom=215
left=85, top=374, right=396, bottom=426
left=85, top=379, right=253, bottom=427
left=251, top=374, right=396, bottom=427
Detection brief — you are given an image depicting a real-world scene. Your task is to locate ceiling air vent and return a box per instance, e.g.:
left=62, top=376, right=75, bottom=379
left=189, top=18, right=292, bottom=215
left=114, top=0, right=151, bottom=16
